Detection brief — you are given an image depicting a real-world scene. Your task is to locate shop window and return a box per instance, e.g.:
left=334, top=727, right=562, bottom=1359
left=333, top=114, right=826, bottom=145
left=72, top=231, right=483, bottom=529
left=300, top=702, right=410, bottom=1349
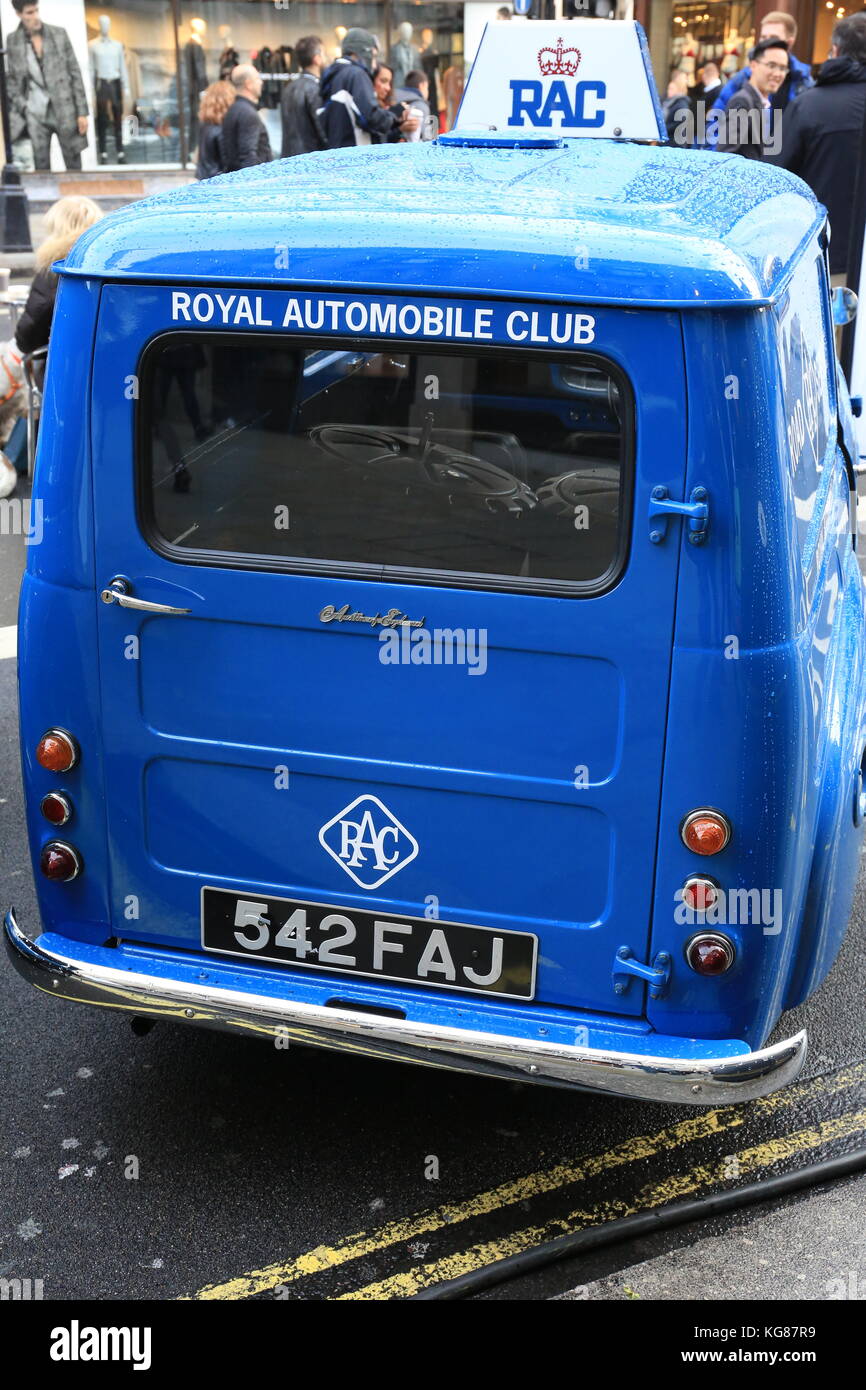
left=178, top=2, right=388, bottom=160
left=389, top=8, right=466, bottom=130
left=671, top=1, right=755, bottom=77
left=84, top=2, right=179, bottom=166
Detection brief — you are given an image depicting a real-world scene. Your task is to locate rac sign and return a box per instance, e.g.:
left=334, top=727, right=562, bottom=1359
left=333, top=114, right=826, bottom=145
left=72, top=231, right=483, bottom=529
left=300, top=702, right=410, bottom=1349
left=455, top=19, right=663, bottom=141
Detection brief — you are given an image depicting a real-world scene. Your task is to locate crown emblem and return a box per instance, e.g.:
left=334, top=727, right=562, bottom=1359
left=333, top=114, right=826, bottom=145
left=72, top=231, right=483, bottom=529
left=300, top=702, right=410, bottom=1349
left=538, top=38, right=581, bottom=77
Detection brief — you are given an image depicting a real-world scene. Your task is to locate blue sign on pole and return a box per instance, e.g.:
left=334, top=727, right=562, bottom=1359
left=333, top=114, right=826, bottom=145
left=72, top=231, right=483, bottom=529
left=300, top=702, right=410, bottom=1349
left=513, top=0, right=533, bottom=15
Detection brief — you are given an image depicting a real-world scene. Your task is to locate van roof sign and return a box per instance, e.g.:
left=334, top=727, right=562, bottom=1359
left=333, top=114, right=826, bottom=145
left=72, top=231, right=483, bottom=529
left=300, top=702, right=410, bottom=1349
left=454, top=19, right=665, bottom=142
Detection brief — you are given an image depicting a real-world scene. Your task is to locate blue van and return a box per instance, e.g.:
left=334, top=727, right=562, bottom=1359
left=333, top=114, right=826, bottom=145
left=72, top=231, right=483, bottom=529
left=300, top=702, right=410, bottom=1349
left=5, top=26, right=866, bottom=1106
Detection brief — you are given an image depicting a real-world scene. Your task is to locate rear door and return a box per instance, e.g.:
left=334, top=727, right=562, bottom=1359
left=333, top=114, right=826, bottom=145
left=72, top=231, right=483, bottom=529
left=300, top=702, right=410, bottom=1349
left=92, top=285, right=686, bottom=1017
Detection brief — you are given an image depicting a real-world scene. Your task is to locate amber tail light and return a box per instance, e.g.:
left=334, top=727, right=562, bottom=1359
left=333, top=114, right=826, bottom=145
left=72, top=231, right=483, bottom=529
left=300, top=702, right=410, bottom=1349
left=36, top=729, right=79, bottom=774
left=681, top=808, right=732, bottom=856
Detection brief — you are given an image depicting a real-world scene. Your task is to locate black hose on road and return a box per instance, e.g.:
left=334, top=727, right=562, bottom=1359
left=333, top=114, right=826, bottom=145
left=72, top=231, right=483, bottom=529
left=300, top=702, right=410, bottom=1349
left=413, top=1144, right=866, bottom=1300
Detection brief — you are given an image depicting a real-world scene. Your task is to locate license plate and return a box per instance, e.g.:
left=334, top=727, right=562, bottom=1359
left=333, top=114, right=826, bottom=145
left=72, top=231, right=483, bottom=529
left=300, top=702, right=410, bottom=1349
left=201, top=887, right=537, bottom=1001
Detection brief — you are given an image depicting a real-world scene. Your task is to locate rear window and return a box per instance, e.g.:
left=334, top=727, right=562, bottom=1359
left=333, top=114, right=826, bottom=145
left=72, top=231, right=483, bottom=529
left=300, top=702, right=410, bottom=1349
left=140, top=336, right=632, bottom=594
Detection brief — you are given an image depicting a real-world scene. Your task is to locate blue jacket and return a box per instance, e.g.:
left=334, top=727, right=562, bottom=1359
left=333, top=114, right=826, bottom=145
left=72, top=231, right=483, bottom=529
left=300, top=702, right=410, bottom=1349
left=712, top=53, right=814, bottom=112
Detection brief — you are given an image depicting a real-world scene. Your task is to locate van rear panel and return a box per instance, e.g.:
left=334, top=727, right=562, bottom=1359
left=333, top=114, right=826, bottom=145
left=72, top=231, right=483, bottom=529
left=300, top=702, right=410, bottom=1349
left=82, top=286, right=687, bottom=1020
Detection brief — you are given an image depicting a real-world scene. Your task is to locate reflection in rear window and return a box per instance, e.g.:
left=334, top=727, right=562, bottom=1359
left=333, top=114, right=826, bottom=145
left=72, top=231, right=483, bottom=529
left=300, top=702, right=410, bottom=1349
left=143, top=337, right=630, bottom=592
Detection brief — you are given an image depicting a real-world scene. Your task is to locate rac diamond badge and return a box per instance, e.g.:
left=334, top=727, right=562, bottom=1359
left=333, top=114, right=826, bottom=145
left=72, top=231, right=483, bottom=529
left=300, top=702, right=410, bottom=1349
left=318, top=795, right=419, bottom=890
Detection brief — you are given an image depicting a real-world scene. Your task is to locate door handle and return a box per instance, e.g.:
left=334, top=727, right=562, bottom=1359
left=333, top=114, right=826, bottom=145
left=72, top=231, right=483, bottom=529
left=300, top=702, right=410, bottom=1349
left=100, top=578, right=191, bottom=615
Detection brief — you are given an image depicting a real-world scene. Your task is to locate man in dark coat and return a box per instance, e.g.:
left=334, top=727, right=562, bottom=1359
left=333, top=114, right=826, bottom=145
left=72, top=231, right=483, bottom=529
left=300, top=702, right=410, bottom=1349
left=219, top=64, right=273, bottom=171
left=280, top=35, right=328, bottom=157
left=778, top=14, right=866, bottom=279
left=717, top=37, right=789, bottom=160
left=318, top=28, right=419, bottom=148
left=6, top=0, right=89, bottom=170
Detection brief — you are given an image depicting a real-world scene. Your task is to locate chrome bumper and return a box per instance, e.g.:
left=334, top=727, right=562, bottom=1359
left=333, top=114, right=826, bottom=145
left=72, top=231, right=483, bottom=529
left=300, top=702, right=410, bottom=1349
left=4, top=908, right=807, bottom=1106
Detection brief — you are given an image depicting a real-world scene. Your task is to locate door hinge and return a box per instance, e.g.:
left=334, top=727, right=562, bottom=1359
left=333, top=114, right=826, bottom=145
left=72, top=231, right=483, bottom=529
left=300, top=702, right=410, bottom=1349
left=613, top=946, right=672, bottom=1000
left=649, top=485, right=709, bottom=545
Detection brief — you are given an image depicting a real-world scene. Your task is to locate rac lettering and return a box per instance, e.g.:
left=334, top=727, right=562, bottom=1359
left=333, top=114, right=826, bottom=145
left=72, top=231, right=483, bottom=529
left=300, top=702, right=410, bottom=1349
left=509, top=79, right=607, bottom=129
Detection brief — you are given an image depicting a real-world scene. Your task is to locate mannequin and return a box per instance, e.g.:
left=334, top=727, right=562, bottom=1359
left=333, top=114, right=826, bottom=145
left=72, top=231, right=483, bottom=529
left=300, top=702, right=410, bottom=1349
left=185, top=18, right=209, bottom=145
left=722, top=29, right=744, bottom=75
left=679, top=30, right=698, bottom=78
left=389, top=22, right=421, bottom=92
left=419, top=27, right=440, bottom=119
left=441, top=60, right=464, bottom=130
left=90, top=15, right=130, bottom=163
left=218, top=25, right=239, bottom=81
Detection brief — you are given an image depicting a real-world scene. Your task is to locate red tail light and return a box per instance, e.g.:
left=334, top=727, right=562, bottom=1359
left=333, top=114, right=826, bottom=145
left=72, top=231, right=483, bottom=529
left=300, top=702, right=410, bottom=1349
left=40, top=792, right=72, bottom=827
left=36, top=729, right=79, bottom=774
left=681, top=808, right=731, bottom=856
left=686, top=933, right=735, bottom=976
left=681, top=875, right=719, bottom=913
left=40, top=841, right=82, bottom=882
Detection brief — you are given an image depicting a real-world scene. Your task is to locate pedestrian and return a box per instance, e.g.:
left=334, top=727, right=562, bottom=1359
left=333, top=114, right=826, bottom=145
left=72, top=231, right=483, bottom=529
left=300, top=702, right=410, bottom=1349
left=218, top=64, right=273, bottom=172
left=695, top=60, right=722, bottom=106
left=716, top=38, right=789, bottom=160
left=280, top=36, right=328, bottom=158
left=373, top=64, right=394, bottom=110
left=195, top=81, right=235, bottom=179
left=6, top=0, right=90, bottom=171
left=0, top=196, right=103, bottom=495
left=712, top=11, right=812, bottom=117
left=691, top=61, right=722, bottom=146
left=395, top=70, right=434, bottom=141
left=662, top=71, right=691, bottom=143
left=777, top=14, right=866, bottom=295
left=370, top=66, right=401, bottom=144
left=318, top=29, right=420, bottom=148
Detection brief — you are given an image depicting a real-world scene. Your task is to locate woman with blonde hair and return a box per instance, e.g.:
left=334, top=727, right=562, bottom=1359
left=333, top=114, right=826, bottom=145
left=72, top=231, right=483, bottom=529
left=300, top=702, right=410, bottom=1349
left=15, top=195, right=103, bottom=354
left=0, top=195, right=102, bottom=496
left=196, top=80, right=236, bottom=179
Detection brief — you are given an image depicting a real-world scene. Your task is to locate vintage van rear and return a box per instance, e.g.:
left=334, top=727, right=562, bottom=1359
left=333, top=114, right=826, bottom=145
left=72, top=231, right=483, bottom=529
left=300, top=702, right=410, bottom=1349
left=5, top=91, right=866, bottom=1103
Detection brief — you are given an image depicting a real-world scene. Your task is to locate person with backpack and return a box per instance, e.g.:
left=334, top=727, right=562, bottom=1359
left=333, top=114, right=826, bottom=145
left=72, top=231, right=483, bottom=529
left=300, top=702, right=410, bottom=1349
left=319, top=29, right=419, bottom=148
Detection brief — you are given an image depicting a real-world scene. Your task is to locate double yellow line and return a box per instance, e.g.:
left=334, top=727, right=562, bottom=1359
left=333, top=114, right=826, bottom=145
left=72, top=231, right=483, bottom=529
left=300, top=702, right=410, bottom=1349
left=189, top=1061, right=866, bottom=1301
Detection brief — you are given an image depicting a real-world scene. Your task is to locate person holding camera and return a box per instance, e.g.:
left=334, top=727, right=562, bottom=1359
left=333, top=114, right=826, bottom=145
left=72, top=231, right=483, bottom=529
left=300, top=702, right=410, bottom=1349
left=319, top=29, right=419, bottom=147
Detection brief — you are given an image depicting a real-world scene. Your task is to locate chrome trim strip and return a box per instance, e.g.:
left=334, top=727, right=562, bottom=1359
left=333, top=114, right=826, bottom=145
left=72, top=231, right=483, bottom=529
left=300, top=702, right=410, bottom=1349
left=4, top=909, right=808, bottom=1105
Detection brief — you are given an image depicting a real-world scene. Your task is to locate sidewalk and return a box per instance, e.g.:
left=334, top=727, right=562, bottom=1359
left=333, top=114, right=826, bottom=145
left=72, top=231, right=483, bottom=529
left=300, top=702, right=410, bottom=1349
left=555, top=1172, right=866, bottom=1300
left=4, top=168, right=196, bottom=280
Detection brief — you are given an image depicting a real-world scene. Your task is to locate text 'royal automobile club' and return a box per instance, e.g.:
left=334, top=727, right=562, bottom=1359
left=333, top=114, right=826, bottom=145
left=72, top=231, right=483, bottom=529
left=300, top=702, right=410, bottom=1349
left=170, top=292, right=597, bottom=346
